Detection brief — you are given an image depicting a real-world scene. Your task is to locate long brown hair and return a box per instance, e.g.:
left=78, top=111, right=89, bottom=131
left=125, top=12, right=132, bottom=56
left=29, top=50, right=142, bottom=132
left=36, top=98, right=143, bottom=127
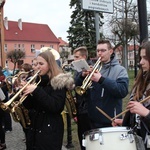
left=132, top=41, right=150, bottom=100
left=38, top=50, right=62, bottom=79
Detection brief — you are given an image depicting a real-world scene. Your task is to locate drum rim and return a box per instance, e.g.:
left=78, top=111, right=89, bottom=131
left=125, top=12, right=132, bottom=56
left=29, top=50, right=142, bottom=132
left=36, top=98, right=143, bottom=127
left=83, top=126, right=131, bottom=137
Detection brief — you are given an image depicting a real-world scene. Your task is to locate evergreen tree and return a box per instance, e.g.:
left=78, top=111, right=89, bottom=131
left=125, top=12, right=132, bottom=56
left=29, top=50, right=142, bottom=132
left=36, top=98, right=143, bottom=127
left=67, top=0, right=104, bottom=58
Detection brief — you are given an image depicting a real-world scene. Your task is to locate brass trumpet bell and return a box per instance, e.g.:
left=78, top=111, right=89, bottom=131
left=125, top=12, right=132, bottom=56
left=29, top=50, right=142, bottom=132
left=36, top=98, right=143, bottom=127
left=75, top=86, right=86, bottom=96
left=75, top=57, right=102, bottom=96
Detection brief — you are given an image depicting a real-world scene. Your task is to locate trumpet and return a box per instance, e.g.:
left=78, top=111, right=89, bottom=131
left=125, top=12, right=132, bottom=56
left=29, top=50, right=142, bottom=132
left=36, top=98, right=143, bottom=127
left=0, top=70, right=41, bottom=128
left=75, top=57, right=102, bottom=96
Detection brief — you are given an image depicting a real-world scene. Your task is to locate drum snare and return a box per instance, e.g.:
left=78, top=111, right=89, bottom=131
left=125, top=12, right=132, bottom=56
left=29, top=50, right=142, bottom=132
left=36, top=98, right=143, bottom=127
left=82, top=127, right=137, bottom=150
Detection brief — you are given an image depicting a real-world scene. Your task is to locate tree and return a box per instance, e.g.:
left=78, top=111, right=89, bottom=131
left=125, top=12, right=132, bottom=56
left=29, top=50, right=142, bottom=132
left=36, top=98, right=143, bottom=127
left=104, top=0, right=139, bottom=68
left=67, top=0, right=104, bottom=58
left=7, top=50, right=25, bottom=75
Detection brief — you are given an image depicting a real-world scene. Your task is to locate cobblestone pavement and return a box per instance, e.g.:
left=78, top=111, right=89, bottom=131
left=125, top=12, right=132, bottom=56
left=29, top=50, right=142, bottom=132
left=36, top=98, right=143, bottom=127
left=5, top=120, right=68, bottom=150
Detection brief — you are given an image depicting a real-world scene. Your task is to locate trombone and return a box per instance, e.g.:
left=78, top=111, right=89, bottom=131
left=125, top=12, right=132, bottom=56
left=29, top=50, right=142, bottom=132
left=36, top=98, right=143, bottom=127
left=75, top=57, right=102, bottom=96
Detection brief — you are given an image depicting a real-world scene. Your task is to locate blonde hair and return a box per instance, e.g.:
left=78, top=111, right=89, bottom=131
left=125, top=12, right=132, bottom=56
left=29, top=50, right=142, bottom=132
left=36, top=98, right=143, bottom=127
left=38, top=50, right=62, bottom=79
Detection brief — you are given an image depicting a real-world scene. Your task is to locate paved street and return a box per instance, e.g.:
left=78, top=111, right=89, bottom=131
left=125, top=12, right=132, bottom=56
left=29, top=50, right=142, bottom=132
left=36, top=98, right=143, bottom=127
left=5, top=120, right=68, bottom=150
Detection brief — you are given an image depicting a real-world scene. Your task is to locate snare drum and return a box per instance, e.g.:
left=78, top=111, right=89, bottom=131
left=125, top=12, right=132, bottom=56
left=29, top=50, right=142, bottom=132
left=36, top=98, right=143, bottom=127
left=82, top=127, right=137, bottom=150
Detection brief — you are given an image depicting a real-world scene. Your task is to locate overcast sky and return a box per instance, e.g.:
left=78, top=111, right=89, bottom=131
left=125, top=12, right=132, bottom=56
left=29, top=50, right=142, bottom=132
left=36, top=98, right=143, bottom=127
left=4, top=0, right=72, bottom=42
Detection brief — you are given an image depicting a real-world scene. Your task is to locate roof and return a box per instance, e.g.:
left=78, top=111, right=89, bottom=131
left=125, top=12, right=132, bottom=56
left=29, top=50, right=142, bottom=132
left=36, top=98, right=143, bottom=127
left=115, top=45, right=139, bottom=51
left=58, top=37, right=68, bottom=47
left=4, top=21, right=60, bottom=43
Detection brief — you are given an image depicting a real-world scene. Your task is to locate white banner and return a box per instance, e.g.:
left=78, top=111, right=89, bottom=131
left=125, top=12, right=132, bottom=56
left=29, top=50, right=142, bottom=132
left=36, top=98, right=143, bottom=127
left=82, top=0, right=114, bottom=13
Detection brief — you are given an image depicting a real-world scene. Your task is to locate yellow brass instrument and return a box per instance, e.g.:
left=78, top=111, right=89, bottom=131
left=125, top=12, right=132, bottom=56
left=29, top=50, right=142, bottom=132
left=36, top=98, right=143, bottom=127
left=65, top=90, right=77, bottom=119
left=62, top=64, right=73, bottom=72
left=61, top=64, right=77, bottom=120
left=5, top=70, right=33, bottom=93
left=75, top=57, right=102, bottom=96
left=0, top=70, right=41, bottom=128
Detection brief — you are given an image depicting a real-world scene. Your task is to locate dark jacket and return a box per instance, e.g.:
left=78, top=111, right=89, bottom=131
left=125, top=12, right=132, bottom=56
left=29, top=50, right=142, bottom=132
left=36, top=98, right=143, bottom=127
left=24, top=73, right=74, bottom=150
left=74, top=60, right=93, bottom=115
left=76, top=57, right=129, bottom=128
left=123, top=105, right=150, bottom=150
left=74, top=71, right=89, bottom=115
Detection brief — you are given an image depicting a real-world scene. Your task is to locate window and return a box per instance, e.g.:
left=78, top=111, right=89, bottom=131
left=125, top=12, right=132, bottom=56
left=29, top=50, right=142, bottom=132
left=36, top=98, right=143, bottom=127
left=41, top=45, right=44, bottom=48
left=22, top=44, right=25, bottom=51
left=18, top=44, right=21, bottom=50
left=4, top=44, right=7, bottom=52
left=14, top=44, right=17, bottom=50
left=31, top=44, right=35, bottom=53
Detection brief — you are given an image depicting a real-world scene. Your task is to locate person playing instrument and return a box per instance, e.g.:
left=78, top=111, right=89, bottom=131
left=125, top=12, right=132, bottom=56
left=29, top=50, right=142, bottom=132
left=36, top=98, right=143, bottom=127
left=75, top=39, right=129, bottom=129
left=112, top=40, right=150, bottom=150
left=73, top=46, right=92, bottom=150
left=0, top=87, right=7, bottom=150
left=22, top=50, right=74, bottom=150
left=0, top=67, right=12, bottom=133
left=32, top=58, right=38, bottom=73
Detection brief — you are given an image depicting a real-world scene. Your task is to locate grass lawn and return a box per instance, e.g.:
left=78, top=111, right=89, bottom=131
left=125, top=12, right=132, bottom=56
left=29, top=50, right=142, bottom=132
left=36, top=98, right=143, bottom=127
left=123, top=70, right=135, bottom=111
left=63, top=70, right=135, bottom=150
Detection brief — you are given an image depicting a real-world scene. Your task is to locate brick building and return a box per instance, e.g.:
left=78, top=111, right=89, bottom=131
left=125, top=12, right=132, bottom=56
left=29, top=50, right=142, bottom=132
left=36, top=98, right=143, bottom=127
left=1, top=18, right=61, bottom=69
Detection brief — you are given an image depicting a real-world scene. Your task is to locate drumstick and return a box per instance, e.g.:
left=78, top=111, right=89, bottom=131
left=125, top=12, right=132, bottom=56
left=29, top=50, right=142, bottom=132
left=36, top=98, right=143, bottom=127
left=111, top=95, right=150, bottom=121
left=96, top=106, right=112, bottom=121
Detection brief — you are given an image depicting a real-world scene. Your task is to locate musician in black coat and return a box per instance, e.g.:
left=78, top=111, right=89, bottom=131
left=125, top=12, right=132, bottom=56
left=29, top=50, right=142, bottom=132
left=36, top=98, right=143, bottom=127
left=22, top=50, right=74, bottom=150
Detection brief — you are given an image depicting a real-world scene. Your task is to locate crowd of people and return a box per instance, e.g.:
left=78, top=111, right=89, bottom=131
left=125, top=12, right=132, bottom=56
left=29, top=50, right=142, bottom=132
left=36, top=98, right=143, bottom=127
left=0, top=39, right=150, bottom=150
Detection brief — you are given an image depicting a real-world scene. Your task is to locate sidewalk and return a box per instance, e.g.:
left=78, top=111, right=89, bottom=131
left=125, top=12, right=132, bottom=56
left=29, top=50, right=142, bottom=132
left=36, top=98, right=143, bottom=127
left=5, top=120, right=68, bottom=150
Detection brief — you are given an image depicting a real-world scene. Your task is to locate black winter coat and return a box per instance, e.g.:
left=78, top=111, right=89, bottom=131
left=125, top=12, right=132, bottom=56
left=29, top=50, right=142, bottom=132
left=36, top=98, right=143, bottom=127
left=24, top=74, right=74, bottom=150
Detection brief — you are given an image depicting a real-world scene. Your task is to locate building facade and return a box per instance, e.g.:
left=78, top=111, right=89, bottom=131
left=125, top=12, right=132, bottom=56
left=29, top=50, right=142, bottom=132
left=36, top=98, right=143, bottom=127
left=1, top=18, right=61, bottom=69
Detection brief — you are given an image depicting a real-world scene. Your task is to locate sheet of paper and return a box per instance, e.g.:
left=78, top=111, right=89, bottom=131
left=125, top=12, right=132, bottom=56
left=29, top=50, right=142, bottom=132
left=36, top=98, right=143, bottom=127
left=72, top=59, right=90, bottom=72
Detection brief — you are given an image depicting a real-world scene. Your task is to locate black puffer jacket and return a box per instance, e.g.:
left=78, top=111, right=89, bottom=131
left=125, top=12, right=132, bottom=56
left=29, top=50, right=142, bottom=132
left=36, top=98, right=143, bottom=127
left=24, top=73, right=74, bottom=150
left=123, top=105, right=150, bottom=150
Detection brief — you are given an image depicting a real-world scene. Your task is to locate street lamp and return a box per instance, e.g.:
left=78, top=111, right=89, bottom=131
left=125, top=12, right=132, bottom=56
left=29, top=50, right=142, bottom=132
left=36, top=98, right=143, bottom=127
left=132, top=22, right=138, bottom=78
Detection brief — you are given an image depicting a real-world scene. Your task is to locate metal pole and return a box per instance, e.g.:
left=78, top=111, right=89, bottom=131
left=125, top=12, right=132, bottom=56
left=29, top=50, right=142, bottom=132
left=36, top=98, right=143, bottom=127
left=137, top=0, right=148, bottom=43
left=124, top=0, right=128, bottom=69
left=121, top=0, right=128, bottom=69
left=133, top=36, right=137, bottom=78
left=94, top=12, right=100, bottom=44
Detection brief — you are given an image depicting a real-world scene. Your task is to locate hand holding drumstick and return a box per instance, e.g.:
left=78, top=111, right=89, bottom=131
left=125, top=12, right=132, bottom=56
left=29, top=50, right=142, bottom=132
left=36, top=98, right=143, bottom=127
left=96, top=95, right=150, bottom=127
left=96, top=106, right=123, bottom=127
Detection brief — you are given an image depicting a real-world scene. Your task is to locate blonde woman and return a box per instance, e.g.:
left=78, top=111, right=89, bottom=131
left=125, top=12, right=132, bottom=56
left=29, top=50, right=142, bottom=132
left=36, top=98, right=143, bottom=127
left=23, top=50, right=74, bottom=150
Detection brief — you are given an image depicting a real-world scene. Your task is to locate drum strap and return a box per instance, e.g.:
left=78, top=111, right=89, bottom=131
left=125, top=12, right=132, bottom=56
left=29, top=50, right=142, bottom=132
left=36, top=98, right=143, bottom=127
left=134, top=134, right=146, bottom=150
left=141, top=120, right=150, bottom=146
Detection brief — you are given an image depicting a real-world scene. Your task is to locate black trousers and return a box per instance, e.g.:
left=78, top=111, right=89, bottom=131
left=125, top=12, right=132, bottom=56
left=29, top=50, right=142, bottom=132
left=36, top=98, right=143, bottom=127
left=0, top=109, right=5, bottom=143
left=77, top=113, right=91, bottom=150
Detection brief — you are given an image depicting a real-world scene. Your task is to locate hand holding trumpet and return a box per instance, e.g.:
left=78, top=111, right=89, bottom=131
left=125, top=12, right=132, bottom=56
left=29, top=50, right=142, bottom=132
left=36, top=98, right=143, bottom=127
left=81, top=66, right=102, bottom=82
left=18, top=77, right=37, bottom=96
left=23, top=84, right=37, bottom=96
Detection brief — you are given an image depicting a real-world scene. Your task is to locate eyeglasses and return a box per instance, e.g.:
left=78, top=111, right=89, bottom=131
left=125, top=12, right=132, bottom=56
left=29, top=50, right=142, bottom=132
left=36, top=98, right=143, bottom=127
left=74, top=55, right=80, bottom=58
left=96, top=49, right=107, bottom=53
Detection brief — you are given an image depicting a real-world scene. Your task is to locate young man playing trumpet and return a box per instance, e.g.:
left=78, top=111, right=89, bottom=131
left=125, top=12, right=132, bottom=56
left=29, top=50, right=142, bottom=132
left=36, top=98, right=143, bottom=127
left=75, top=39, right=129, bottom=129
left=73, top=46, right=92, bottom=150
